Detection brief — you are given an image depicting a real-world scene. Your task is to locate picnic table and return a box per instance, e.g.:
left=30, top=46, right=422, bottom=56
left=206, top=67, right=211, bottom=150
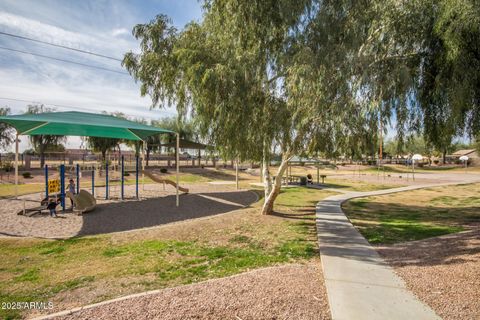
left=319, top=174, right=327, bottom=184
left=289, top=175, right=305, bottom=185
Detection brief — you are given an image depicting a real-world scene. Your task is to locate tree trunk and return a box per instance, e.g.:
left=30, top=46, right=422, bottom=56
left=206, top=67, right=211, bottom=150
left=442, top=149, right=447, bottom=165
left=261, top=154, right=290, bottom=215
left=40, top=152, right=45, bottom=169
left=262, top=155, right=272, bottom=197
left=146, top=149, right=150, bottom=166
left=40, top=144, right=45, bottom=168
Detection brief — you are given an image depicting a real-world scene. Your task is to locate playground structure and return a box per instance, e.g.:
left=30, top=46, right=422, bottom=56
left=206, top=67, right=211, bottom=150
left=0, top=111, right=187, bottom=212
left=66, top=190, right=96, bottom=214
left=38, top=156, right=189, bottom=213
left=143, top=170, right=189, bottom=193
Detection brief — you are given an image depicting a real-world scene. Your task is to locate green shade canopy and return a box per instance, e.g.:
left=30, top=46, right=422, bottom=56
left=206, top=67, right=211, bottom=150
left=0, top=111, right=175, bottom=141
left=160, top=139, right=212, bottom=150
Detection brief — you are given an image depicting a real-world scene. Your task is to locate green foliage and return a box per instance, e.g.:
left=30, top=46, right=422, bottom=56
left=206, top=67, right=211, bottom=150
left=25, top=104, right=66, bottom=168
left=86, top=136, right=119, bottom=162
left=0, top=107, right=14, bottom=149
left=21, top=172, right=32, bottom=179
left=123, top=0, right=480, bottom=212
left=2, top=161, right=13, bottom=172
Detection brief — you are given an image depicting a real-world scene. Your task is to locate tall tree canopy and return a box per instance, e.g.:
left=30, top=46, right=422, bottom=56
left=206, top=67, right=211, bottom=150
left=86, top=111, right=123, bottom=162
left=0, top=107, right=14, bottom=150
left=124, top=0, right=480, bottom=214
left=25, top=105, right=66, bottom=168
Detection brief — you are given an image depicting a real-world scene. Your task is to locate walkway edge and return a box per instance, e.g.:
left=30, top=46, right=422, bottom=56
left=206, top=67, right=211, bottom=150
left=314, top=183, right=467, bottom=320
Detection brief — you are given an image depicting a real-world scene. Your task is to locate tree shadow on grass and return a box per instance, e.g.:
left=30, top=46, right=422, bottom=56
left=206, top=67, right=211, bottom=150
left=182, top=168, right=239, bottom=181
left=343, top=201, right=480, bottom=227
left=334, top=199, right=480, bottom=266
left=376, top=229, right=480, bottom=267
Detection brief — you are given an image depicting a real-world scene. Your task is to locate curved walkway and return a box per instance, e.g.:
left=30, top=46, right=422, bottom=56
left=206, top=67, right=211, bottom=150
left=315, top=184, right=457, bottom=320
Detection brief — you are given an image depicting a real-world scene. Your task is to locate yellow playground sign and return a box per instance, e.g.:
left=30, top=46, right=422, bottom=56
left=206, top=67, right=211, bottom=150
left=48, top=179, right=60, bottom=193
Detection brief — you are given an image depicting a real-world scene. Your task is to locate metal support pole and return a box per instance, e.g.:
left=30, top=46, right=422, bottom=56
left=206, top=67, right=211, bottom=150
left=142, top=141, right=145, bottom=191
left=91, top=168, right=95, bottom=196
left=105, top=163, right=109, bottom=200
left=45, top=164, right=49, bottom=200
left=121, top=155, right=124, bottom=200
left=76, top=163, right=80, bottom=193
left=60, top=164, right=65, bottom=211
left=176, top=133, right=179, bottom=207
left=14, top=132, right=18, bottom=198
left=235, top=157, right=239, bottom=190
left=135, top=155, right=139, bottom=199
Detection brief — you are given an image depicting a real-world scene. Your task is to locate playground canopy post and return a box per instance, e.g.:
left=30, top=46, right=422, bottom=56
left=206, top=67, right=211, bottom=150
left=60, top=164, right=65, bottom=211
left=76, top=163, right=80, bottom=194
left=121, top=155, right=125, bottom=200
left=0, top=111, right=178, bottom=206
left=176, top=133, right=179, bottom=206
left=136, top=155, right=139, bottom=199
left=45, top=164, right=48, bottom=200
left=105, top=162, right=109, bottom=200
left=91, top=167, right=95, bottom=196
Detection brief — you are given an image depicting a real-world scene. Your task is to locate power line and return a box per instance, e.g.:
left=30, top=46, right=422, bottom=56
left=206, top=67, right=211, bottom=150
left=0, top=96, right=178, bottom=118
left=0, top=46, right=129, bottom=75
left=0, top=31, right=123, bottom=62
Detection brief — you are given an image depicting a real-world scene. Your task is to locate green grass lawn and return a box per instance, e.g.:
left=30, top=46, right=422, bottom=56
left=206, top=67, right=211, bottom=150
left=342, top=183, right=480, bottom=244
left=361, top=164, right=466, bottom=174
left=323, top=178, right=401, bottom=192
left=0, top=187, right=334, bottom=319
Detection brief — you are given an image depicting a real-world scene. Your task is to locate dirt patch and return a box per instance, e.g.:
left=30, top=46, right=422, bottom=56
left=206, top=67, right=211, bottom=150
left=47, top=261, right=330, bottom=320
left=377, top=230, right=480, bottom=320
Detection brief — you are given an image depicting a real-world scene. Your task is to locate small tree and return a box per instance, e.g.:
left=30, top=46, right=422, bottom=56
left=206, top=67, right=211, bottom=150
left=25, top=104, right=66, bottom=168
left=86, top=136, right=120, bottom=163
left=0, top=107, right=14, bottom=151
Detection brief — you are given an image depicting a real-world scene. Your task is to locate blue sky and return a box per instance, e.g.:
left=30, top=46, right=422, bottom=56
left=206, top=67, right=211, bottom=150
left=0, top=0, right=202, bottom=150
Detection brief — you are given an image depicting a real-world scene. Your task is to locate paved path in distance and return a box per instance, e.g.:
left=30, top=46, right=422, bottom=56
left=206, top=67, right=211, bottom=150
left=315, top=184, right=452, bottom=320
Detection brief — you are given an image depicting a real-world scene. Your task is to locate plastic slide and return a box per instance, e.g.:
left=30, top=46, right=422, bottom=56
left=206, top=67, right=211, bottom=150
left=142, top=170, right=189, bottom=193
left=66, top=189, right=96, bottom=214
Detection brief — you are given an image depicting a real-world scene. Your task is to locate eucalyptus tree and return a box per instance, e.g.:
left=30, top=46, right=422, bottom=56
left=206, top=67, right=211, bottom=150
left=122, top=0, right=480, bottom=214
left=430, top=0, right=480, bottom=136
left=123, top=1, right=319, bottom=214
left=0, top=107, right=14, bottom=150
left=25, top=104, right=66, bottom=168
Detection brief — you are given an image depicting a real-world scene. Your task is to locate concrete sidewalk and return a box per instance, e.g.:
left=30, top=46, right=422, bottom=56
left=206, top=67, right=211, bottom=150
left=316, top=185, right=443, bottom=320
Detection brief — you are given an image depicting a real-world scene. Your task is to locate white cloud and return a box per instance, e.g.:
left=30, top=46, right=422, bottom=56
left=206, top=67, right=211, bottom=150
left=0, top=0, right=203, bottom=152
left=111, top=28, right=130, bottom=37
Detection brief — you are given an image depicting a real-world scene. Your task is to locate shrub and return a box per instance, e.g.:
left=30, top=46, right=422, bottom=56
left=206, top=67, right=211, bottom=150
left=2, top=162, right=13, bottom=172
left=22, top=172, right=32, bottom=179
left=123, top=172, right=130, bottom=177
left=433, top=159, right=439, bottom=165
left=160, top=168, right=168, bottom=173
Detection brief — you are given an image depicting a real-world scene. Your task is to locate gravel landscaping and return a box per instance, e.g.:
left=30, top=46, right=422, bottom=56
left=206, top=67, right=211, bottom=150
left=377, top=230, right=480, bottom=320
left=47, top=262, right=330, bottom=320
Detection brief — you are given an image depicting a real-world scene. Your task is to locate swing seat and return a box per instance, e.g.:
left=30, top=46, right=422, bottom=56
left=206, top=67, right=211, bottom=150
left=66, top=190, right=96, bottom=214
